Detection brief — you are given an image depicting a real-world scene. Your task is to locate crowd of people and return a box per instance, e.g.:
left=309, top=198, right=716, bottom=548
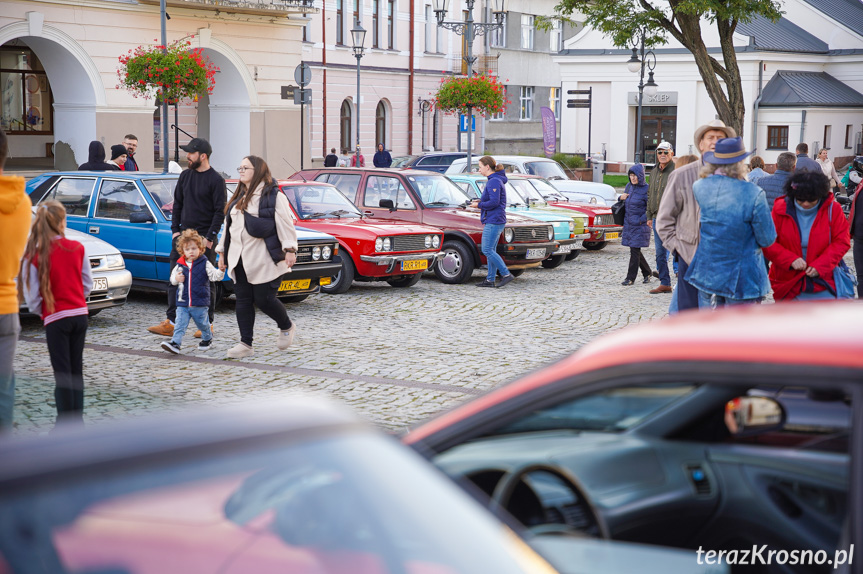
left=323, top=144, right=394, bottom=168
left=77, top=135, right=140, bottom=172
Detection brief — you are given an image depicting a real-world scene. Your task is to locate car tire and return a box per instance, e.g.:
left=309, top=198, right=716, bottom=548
left=277, top=293, right=310, bottom=303
left=387, top=273, right=423, bottom=288
left=541, top=254, right=567, bottom=269
left=583, top=241, right=608, bottom=251
left=509, top=268, right=526, bottom=277
left=565, top=249, right=580, bottom=261
left=87, top=309, right=102, bottom=317
left=322, top=254, right=355, bottom=294
left=434, top=241, right=475, bottom=284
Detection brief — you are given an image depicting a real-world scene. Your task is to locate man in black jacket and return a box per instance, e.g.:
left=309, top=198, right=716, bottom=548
left=324, top=148, right=339, bottom=167
left=147, top=137, right=226, bottom=337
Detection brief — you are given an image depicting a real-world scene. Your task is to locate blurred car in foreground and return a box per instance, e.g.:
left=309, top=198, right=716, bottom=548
left=407, top=302, right=862, bottom=574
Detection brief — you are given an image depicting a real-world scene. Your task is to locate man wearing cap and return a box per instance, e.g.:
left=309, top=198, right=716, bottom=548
left=147, top=138, right=226, bottom=337
left=646, top=141, right=675, bottom=294
left=656, top=119, right=736, bottom=311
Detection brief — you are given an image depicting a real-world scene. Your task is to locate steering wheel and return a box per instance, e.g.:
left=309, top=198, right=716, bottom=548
left=488, top=464, right=608, bottom=539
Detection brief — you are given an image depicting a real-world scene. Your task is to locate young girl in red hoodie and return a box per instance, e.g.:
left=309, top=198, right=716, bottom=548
left=22, top=201, right=92, bottom=424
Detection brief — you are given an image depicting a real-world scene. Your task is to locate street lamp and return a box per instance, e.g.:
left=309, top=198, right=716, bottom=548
left=433, top=0, right=506, bottom=172
left=627, top=31, right=658, bottom=164
left=351, top=21, right=366, bottom=167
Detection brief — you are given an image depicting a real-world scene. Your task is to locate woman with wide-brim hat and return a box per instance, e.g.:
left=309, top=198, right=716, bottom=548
left=685, top=137, right=777, bottom=308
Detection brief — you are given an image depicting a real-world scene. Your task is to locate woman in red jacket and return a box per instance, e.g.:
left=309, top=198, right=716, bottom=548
left=764, top=171, right=850, bottom=301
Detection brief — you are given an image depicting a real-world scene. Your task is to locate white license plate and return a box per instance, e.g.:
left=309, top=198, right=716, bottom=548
left=526, top=248, right=546, bottom=259
left=92, top=277, right=108, bottom=292
left=556, top=243, right=573, bottom=253
left=572, top=240, right=583, bottom=249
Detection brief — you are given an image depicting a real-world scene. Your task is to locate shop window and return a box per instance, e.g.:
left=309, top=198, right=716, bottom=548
left=0, top=45, right=53, bottom=134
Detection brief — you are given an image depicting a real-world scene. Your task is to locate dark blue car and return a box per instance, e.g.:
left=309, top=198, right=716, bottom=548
left=26, top=172, right=342, bottom=304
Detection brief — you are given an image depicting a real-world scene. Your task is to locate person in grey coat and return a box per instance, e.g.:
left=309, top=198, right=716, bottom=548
left=620, top=163, right=653, bottom=285
left=757, top=152, right=796, bottom=207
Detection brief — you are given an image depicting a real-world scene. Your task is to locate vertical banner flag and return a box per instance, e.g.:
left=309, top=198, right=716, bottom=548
left=540, top=107, right=556, bottom=158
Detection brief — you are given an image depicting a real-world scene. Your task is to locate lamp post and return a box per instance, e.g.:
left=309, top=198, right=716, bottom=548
left=626, top=31, right=658, bottom=164
left=159, top=0, right=169, bottom=173
left=351, top=22, right=366, bottom=168
left=433, top=0, right=505, bottom=172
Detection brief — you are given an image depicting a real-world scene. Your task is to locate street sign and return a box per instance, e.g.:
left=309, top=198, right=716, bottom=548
left=567, top=99, right=591, bottom=108
left=567, top=89, right=592, bottom=95
left=459, top=114, right=476, bottom=132
left=293, top=88, right=312, bottom=105
left=281, top=85, right=297, bottom=100
left=294, top=62, right=312, bottom=87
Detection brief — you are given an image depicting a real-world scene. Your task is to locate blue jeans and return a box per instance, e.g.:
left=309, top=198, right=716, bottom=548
left=0, top=314, right=19, bottom=429
left=172, top=306, right=212, bottom=346
left=653, top=226, right=671, bottom=286
left=698, top=290, right=762, bottom=309
left=675, top=257, right=701, bottom=312
left=482, top=223, right=509, bottom=281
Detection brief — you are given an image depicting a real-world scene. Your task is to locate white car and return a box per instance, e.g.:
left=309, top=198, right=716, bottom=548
left=445, top=155, right=619, bottom=205
left=19, top=226, right=133, bottom=317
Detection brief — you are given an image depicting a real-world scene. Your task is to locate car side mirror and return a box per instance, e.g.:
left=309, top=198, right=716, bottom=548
left=725, top=396, right=784, bottom=436
left=379, top=199, right=396, bottom=211
left=129, top=211, right=154, bottom=224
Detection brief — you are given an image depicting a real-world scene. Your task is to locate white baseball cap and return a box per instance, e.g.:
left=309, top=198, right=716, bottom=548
left=656, top=141, right=673, bottom=151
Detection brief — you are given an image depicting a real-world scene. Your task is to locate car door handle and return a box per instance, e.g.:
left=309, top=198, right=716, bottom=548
left=363, top=210, right=374, bottom=216
left=89, top=226, right=100, bottom=234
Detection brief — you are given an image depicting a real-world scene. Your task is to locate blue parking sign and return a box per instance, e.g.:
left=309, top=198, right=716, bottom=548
left=459, top=114, right=476, bottom=132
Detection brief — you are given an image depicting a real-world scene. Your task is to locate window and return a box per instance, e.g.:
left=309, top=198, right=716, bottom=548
left=549, top=19, right=562, bottom=52
left=364, top=176, right=415, bottom=209
left=0, top=46, right=53, bottom=134
left=550, top=87, right=560, bottom=120
left=375, top=101, right=388, bottom=149
left=489, top=14, right=505, bottom=48
left=42, top=178, right=94, bottom=217
left=521, top=15, right=534, bottom=50
left=353, top=0, right=360, bottom=33
left=373, top=0, right=380, bottom=48
left=433, top=109, right=441, bottom=150
left=424, top=5, right=432, bottom=52
left=142, top=179, right=178, bottom=219
left=519, top=86, right=534, bottom=120
left=845, top=125, right=853, bottom=149
left=340, top=100, right=352, bottom=154
left=823, top=125, right=832, bottom=150
left=767, top=126, right=788, bottom=150
left=95, top=180, right=149, bottom=221
left=302, top=17, right=311, bottom=42
left=387, top=0, right=395, bottom=49
left=318, top=173, right=362, bottom=203
left=336, top=0, right=344, bottom=45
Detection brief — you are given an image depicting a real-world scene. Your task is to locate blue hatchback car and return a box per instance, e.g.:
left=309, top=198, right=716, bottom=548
left=26, top=172, right=342, bottom=304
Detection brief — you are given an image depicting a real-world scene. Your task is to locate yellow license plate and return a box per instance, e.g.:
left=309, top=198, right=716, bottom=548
left=605, top=232, right=620, bottom=240
left=401, top=259, right=428, bottom=271
left=278, top=279, right=311, bottom=292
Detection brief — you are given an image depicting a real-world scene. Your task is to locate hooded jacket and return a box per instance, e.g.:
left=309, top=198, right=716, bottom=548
left=78, top=141, right=120, bottom=171
left=0, top=175, right=31, bottom=314
left=478, top=169, right=508, bottom=225
left=621, top=164, right=650, bottom=248
left=373, top=144, right=392, bottom=168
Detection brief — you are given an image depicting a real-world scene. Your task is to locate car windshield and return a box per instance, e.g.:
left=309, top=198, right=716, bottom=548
left=391, top=155, right=415, bottom=168
left=408, top=174, right=471, bottom=207
left=500, top=180, right=530, bottom=207
left=524, top=161, right=568, bottom=180
left=142, top=179, right=178, bottom=219
left=491, top=384, right=697, bottom=434
left=528, top=179, right=568, bottom=202
left=281, top=184, right=363, bottom=219
left=0, top=432, right=551, bottom=574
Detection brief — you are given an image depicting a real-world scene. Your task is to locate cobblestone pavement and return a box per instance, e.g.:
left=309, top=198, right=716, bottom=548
left=11, top=242, right=857, bottom=436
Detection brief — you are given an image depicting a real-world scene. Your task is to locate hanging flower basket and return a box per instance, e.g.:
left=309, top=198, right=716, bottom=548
left=432, top=74, right=509, bottom=117
left=116, top=38, right=218, bottom=104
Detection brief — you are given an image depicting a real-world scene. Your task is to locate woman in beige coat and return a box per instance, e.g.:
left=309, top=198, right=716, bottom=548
left=217, top=156, right=298, bottom=359
left=817, top=148, right=843, bottom=194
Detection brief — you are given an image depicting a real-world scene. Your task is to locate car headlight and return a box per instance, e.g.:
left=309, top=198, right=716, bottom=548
left=106, top=254, right=125, bottom=269
left=432, top=235, right=440, bottom=248
left=322, top=245, right=332, bottom=260
left=568, top=220, right=575, bottom=232
left=503, top=228, right=514, bottom=243
left=312, top=246, right=322, bottom=260
left=424, top=235, right=432, bottom=248
left=375, top=238, right=383, bottom=252
left=590, top=197, right=598, bottom=204
left=548, top=226, right=554, bottom=240
left=383, top=237, right=391, bottom=251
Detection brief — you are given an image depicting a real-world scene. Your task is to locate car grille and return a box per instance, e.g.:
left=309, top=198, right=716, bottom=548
left=512, top=226, right=549, bottom=243
left=296, top=243, right=336, bottom=264
left=594, top=214, right=615, bottom=226
left=392, top=234, right=429, bottom=252
left=89, top=257, right=102, bottom=269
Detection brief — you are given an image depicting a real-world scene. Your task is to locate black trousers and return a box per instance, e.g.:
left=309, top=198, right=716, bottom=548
left=854, top=238, right=863, bottom=299
left=626, top=247, right=652, bottom=281
left=676, top=256, right=701, bottom=311
left=167, top=239, right=217, bottom=323
left=233, top=259, right=292, bottom=346
left=45, top=315, right=88, bottom=423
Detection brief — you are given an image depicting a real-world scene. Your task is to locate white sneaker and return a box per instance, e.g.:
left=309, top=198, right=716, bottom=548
left=226, top=342, right=254, bottom=359
left=277, top=325, right=296, bottom=350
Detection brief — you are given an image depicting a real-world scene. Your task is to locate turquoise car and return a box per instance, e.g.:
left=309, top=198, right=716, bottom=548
left=448, top=174, right=590, bottom=268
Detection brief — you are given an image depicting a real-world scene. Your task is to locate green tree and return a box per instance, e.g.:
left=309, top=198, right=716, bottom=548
left=548, top=0, right=783, bottom=136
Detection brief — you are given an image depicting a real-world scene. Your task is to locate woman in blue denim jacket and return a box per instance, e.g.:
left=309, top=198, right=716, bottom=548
left=687, top=137, right=777, bottom=307
left=620, top=164, right=653, bottom=285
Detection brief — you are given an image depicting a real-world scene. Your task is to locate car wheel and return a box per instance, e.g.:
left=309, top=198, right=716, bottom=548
left=565, top=249, right=580, bottom=261
left=583, top=241, right=607, bottom=251
left=277, top=293, right=310, bottom=303
left=387, top=273, right=423, bottom=288
left=322, top=255, right=355, bottom=294
left=87, top=309, right=102, bottom=317
left=213, top=281, right=226, bottom=307
left=541, top=254, right=567, bottom=269
left=509, top=268, right=526, bottom=277
left=434, top=241, right=475, bottom=284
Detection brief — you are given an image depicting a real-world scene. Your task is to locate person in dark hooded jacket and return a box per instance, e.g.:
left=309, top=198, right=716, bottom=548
left=620, top=163, right=653, bottom=285
left=78, top=141, right=120, bottom=171
left=373, top=143, right=392, bottom=168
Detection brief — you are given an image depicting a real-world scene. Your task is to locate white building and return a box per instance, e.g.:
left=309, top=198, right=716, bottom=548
left=555, top=0, right=863, bottom=167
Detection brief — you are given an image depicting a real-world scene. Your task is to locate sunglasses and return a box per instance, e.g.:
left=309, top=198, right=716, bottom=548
left=656, top=150, right=671, bottom=155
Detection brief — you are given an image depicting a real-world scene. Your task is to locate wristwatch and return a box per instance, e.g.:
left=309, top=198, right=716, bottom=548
left=284, top=248, right=297, bottom=254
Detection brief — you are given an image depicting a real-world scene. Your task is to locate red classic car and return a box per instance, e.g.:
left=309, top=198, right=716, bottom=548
left=226, top=180, right=444, bottom=294
left=290, top=168, right=558, bottom=284
left=519, top=176, right=622, bottom=251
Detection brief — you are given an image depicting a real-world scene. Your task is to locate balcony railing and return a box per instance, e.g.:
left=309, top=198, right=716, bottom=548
left=137, top=0, right=317, bottom=17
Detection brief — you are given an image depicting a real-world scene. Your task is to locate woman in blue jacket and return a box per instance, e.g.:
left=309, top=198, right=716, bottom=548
left=470, top=156, right=514, bottom=288
left=620, top=163, right=653, bottom=285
